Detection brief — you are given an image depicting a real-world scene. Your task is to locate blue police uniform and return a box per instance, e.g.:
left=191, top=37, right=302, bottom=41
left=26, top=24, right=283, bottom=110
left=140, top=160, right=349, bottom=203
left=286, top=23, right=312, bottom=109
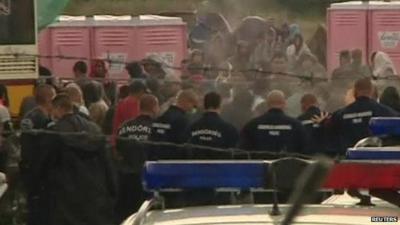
left=188, top=112, right=239, bottom=149
left=151, top=105, right=189, bottom=144
left=116, top=115, right=154, bottom=221
left=330, top=96, right=398, bottom=153
left=149, top=106, right=190, bottom=160
left=118, top=115, right=153, bottom=141
left=297, top=106, right=322, bottom=154
left=240, top=108, right=308, bottom=154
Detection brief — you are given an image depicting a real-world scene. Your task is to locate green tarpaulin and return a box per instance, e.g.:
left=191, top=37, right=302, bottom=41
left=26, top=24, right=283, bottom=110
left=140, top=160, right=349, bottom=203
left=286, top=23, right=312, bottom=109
left=37, top=0, right=69, bottom=30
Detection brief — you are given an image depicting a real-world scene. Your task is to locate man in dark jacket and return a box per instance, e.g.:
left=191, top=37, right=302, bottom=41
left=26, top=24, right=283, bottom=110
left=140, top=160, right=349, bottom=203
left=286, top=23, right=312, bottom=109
left=188, top=92, right=239, bottom=150
left=314, top=78, right=398, bottom=206
left=118, top=94, right=159, bottom=140
left=115, top=94, right=159, bottom=221
left=327, top=78, right=398, bottom=153
left=297, top=94, right=323, bottom=154
left=240, top=90, right=308, bottom=155
left=19, top=84, right=55, bottom=225
left=150, top=90, right=198, bottom=159
left=151, top=90, right=198, bottom=144
left=38, top=94, right=117, bottom=225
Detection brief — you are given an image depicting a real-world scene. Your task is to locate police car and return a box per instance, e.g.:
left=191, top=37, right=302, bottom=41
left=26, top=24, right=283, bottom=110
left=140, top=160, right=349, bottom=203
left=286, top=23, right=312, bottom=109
left=121, top=118, right=400, bottom=225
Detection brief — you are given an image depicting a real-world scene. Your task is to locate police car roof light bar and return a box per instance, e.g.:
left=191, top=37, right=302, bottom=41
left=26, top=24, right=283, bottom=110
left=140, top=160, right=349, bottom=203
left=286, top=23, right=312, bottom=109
left=143, top=161, right=267, bottom=191
left=144, top=160, right=400, bottom=191
left=369, top=117, right=400, bottom=136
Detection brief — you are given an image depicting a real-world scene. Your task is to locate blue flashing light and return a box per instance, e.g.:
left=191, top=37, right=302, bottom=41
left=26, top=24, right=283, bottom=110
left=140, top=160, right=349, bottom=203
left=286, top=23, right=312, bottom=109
left=143, top=161, right=267, bottom=190
left=347, top=148, right=400, bottom=160
left=369, top=117, right=400, bottom=136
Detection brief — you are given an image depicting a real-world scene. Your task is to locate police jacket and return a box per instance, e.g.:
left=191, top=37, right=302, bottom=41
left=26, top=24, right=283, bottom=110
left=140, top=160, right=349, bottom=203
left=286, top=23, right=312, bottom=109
left=150, top=105, right=189, bottom=144
left=188, top=112, right=239, bottom=149
left=149, top=106, right=189, bottom=160
left=118, top=115, right=153, bottom=141
left=117, top=115, right=153, bottom=172
left=330, top=96, right=398, bottom=151
left=240, top=108, right=308, bottom=154
left=297, top=106, right=322, bottom=154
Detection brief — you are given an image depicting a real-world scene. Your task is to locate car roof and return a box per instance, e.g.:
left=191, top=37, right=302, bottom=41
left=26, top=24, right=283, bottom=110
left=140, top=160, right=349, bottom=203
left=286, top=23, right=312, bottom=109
left=123, top=194, right=400, bottom=225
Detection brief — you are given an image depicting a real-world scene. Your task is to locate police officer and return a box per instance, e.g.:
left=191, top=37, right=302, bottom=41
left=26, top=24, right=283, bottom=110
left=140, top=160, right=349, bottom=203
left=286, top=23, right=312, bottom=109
left=118, top=94, right=159, bottom=141
left=150, top=90, right=198, bottom=160
left=314, top=78, right=398, bottom=206
left=188, top=92, right=239, bottom=149
left=240, top=90, right=308, bottom=154
left=151, top=89, right=198, bottom=144
left=316, top=78, right=398, bottom=154
left=297, top=93, right=322, bottom=154
left=186, top=92, right=239, bottom=205
left=116, top=94, right=159, bottom=221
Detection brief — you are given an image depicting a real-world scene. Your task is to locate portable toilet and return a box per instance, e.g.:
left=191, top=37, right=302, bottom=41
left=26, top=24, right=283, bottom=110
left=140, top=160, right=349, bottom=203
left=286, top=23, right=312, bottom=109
left=39, top=15, right=188, bottom=79
left=38, top=16, right=91, bottom=78
left=327, top=1, right=400, bottom=76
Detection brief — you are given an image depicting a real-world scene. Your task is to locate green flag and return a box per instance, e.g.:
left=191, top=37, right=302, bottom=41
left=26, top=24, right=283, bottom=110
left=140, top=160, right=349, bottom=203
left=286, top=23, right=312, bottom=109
left=37, top=0, right=69, bottom=30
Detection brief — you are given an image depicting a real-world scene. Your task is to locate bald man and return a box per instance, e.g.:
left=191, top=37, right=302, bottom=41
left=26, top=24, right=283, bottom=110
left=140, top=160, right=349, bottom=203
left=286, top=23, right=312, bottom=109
left=327, top=78, right=398, bottom=153
left=151, top=90, right=198, bottom=144
left=20, top=84, right=56, bottom=225
left=116, top=94, right=159, bottom=220
left=118, top=94, right=159, bottom=141
left=240, top=90, right=308, bottom=154
left=150, top=90, right=198, bottom=160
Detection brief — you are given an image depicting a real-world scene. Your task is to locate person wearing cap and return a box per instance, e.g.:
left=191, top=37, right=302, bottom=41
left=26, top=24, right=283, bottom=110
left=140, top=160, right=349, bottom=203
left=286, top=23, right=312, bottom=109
left=112, top=81, right=147, bottom=139
left=142, top=55, right=167, bottom=79
left=240, top=90, right=308, bottom=154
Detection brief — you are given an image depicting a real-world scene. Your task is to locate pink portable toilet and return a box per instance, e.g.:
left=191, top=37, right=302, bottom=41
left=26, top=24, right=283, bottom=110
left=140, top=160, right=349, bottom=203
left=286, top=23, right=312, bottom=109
left=38, top=29, right=51, bottom=70
left=39, top=16, right=92, bottom=78
left=92, top=15, right=138, bottom=79
left=135, top=15, right=188, bottom=69
left=327, top=1, right=400, bottom=76
left=39, top=15, right=188, bottom=79
left=369, top=2, right=400, bottom=74
left=92, top=15, right=187, bottom=79
left=327, top=2, right=369, bottom=75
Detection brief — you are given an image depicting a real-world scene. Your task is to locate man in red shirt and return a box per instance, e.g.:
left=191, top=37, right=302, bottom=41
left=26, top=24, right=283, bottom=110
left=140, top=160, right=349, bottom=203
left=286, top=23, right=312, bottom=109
left=112, top=81, right=147, bottom=138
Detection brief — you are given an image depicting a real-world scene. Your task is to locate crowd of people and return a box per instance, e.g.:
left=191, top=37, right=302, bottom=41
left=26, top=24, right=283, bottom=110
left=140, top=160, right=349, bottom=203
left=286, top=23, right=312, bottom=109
left=0, top=18, right=400, bottom=225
